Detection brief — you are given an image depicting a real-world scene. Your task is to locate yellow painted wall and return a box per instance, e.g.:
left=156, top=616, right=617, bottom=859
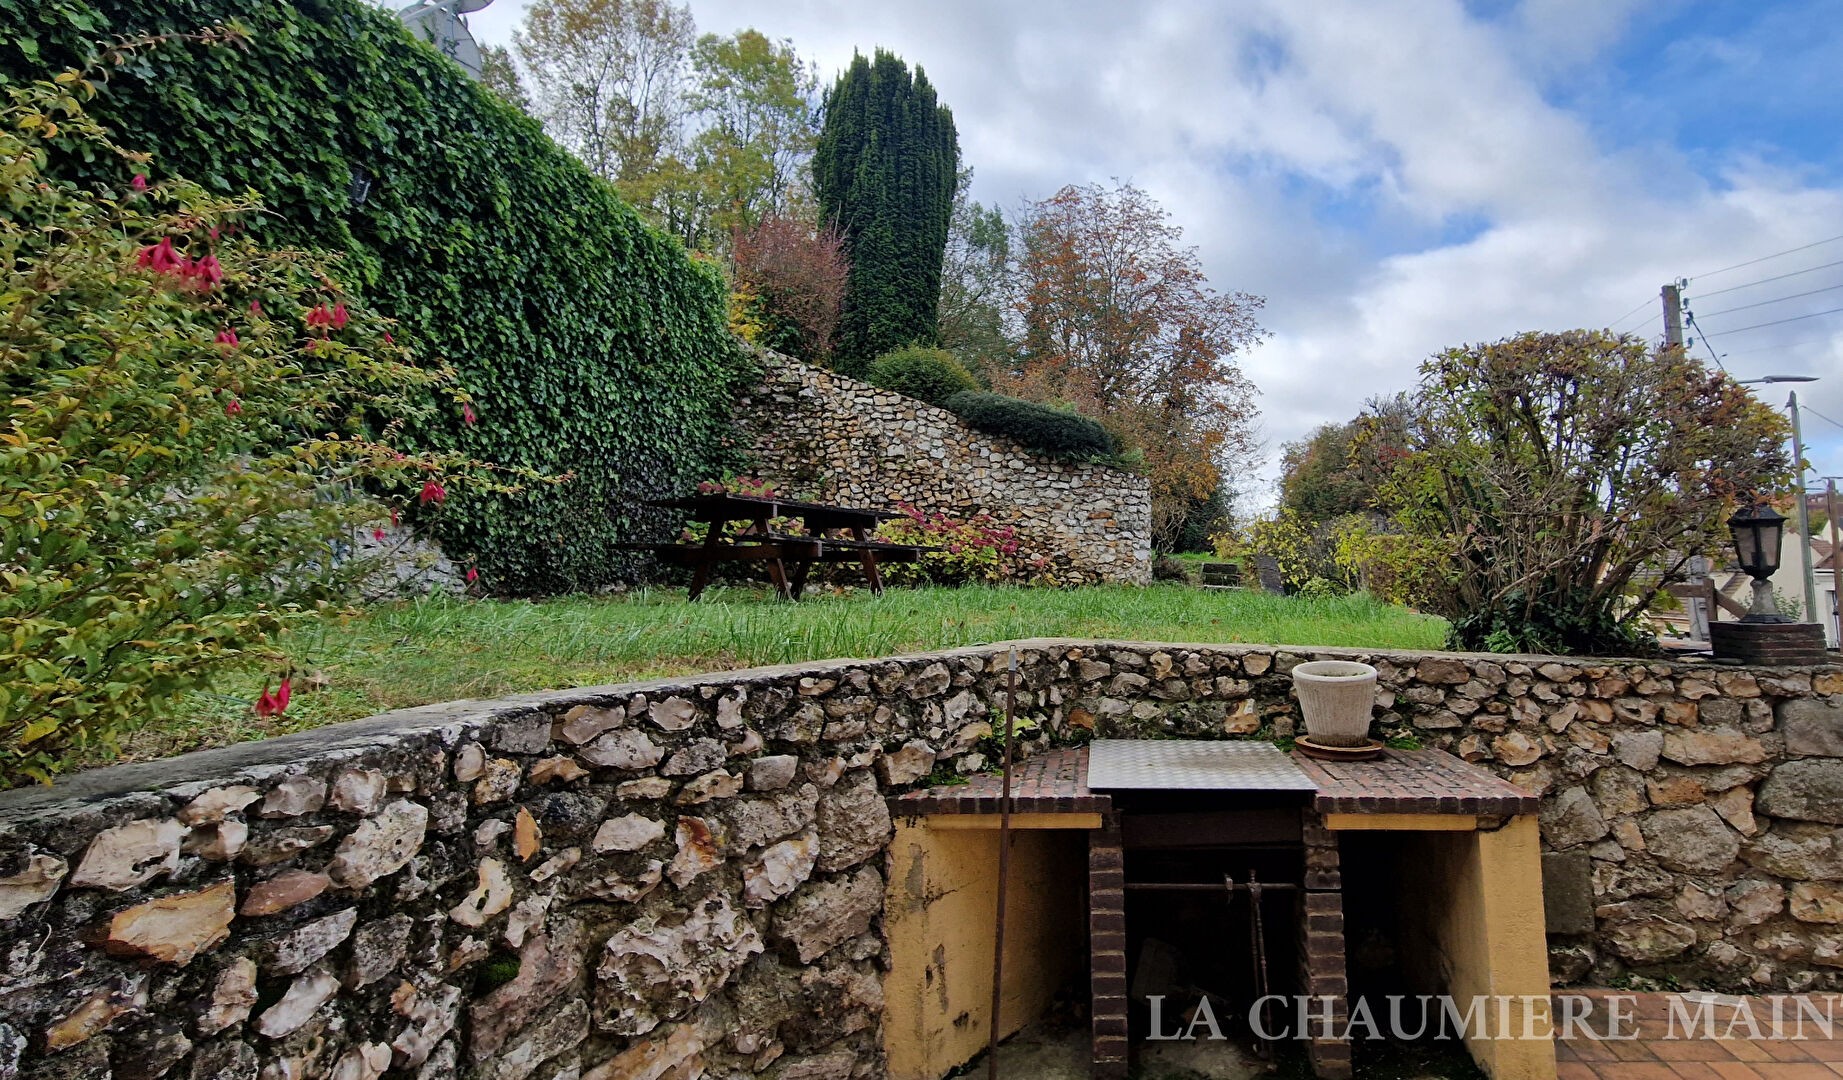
left=1392, top=816, right=1556, bottom=1080
left=884, top=818, right=1087, bottom=1080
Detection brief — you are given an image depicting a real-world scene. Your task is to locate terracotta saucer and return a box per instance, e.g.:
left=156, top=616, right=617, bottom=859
left=1294, top=736, right=1385, bottom=761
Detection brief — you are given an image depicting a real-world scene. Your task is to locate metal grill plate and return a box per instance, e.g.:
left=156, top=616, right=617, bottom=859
left=1087, top=739, right=1318, bottom=791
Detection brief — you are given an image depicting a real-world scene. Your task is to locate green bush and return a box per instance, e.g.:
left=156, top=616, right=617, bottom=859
left=1, top=0, right=751, bottom=595
left=0, top=64, right=515, bottom=784
left=866, top=346, right=978, bottom=405
left=940, top=392, right=1118, bottom=460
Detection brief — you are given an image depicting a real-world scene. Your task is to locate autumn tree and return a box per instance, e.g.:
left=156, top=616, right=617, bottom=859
left=813, top=49, right=959, bottom=375
left=478, top=45, right=532, bottom=113
left=938, top=169, right=1014, bottom=377
left=1008, top=181, right=1265, bottom=551
left=731, top=216, right=848, bottom=363
left=1279, top=394, right=1410, bottom=522
left=684, top=30, right=819, bottom=244
left=1346, top=332, right=1791, bottom=655
left=515, top=0, right=694, bottom=189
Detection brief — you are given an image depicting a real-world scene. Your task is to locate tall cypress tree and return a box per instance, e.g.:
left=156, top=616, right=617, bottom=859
left=813, top=49, right=959, bottom=376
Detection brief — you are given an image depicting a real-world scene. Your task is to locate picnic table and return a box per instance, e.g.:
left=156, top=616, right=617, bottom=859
left=632, top=493, right=934, bottom=601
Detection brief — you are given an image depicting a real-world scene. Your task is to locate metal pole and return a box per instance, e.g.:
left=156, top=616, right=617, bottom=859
left=1829, top=478, right=1840, bottom=644
left=987, top=649, right=1018, bottom=1080
left=1791, top=391, right=1819, bottom=623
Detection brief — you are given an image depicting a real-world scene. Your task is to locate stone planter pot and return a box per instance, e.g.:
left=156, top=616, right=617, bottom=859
left=1292, top=660, right=1379, bottom=747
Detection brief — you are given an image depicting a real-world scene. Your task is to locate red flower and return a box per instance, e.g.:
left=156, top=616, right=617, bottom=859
left=389, top=508, right=401, bottom=526
left=383, top=332, right=394, bottom=345
left=419, top=480, right=446, bottom=505
left=136, top=237, right=183, bottom=273
left=306, top=303, right=333, bottom=329
left=225, top=397, right=242, bottom=415
left=253, top=676, right=292, bottom=717
left=215, top=329, right=239, bottom=348
left=250, top=299, right=264, bottom=317
left=331, top=302, right=349, bottom=329
left=130, top=174, right=147, bottom=192
left=462, top=403, right=477, bottom=426
left=465, top=566, right=479, bottom=584
left=373, top=528, right=387, bottom=541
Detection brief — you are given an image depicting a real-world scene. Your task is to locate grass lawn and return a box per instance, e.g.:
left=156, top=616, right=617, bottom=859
left=116, top=584, right=1444, bottom=765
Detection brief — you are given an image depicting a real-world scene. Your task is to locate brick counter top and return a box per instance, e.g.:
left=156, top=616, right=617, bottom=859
left=891, top=746, right=1109, bottom=815
left=1290, top=746, right=1540, bottom=816
left=890, top=743, right=1538, bottom=818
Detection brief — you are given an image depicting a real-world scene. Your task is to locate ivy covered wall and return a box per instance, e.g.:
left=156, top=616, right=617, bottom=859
left=1, top=0, right=751, bottom=593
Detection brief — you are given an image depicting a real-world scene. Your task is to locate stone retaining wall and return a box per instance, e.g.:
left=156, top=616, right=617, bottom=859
left=1, top=641, right=1840, bottom=1080
left=733, top=350, right=1152, bottom=585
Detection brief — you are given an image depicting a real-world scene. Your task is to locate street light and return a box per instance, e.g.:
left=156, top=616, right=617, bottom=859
left=1727, top=502, right=1791, bottom=623
left=1737, top=374, right=1822, bottom=624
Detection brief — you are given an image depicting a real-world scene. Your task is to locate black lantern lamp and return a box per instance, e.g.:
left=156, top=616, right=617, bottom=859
left=1728, top=502, right=1790, bottom=623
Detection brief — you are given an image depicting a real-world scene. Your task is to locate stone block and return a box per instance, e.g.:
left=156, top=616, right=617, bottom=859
left=1542, top=851, right=1596, bottom=934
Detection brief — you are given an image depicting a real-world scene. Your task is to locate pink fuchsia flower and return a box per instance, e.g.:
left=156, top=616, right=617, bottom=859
left=465, top=566, right=479, bottom=584
left=373, top=528, right=387, bottom=541
left=249, top=299, right=264, bottom=317
left=224, top=397, right=242, bottom=416
left=136, top=237, right=183, bottom=273
left=215, top=329, right=239, bottom=348
left=331, top=302, right=349, bottom=329
left=383, top=331, right=394, bottom=345
left=305, top=303, right=333, bottom=329
left=182, top=254, right=223, bottom=290
left=389, top=507, right=401, bottom=526
left=461, top=403, right=477, bottom=426
left=419, top=480, right=446, bottom=505
left=130, top=174, right=147, bottom=192
left=254, top=676, right=292, bottom=717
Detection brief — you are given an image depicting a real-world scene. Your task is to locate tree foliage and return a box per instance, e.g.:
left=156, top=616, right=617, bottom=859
left=515, top=0, right=694, bottom=189
left=1278, top=394, right=1410, bottom=522
left=730, top=215, right=846, bottom=363
left=866, top=346, right=979, bottom=406
left=478, top=44, right=532, bottom=114
left=1005, top=181, right=1265, bottom=551
left=0, top=59, right=520, bottom=782
left=3, top=0, right=752, bottom=595
left=938, top=169, right=1014, bottom=376
left=813, top=48, right=959, bottom=375
left=684, top=30, right=818, bottom=242
left=1347, top=331, right=1791, bottom=655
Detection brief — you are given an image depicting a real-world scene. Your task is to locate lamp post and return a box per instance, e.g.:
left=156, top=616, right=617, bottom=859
left=1727, top=502, right=1790, bottom=623
left=1738, top=375, right=1820, bottom=624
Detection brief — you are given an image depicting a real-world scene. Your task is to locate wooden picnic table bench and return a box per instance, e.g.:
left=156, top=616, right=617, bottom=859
left=629, top=493, right=936, bottom=600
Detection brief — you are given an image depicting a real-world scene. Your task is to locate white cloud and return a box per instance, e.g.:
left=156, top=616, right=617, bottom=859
left=460, top=0, right=1843, bottom=491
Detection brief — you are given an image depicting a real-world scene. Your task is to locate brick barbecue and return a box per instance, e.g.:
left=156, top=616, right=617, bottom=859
left=893, top=742, right=1538, bottom=1079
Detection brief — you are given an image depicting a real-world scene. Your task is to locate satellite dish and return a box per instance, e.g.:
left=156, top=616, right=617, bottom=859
left=395, top=0, right=492, bottom=80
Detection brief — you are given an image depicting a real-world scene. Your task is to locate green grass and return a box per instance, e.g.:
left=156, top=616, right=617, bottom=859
left=112, top=584, right=1444, bottom=765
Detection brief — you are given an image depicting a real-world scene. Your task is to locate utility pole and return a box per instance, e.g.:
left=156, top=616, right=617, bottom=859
left=1662, top=282, right=1684, bottom=349
left=1662, top=282, right=1712, bottom=639
left=1791, top=390, right=1819, bottom=624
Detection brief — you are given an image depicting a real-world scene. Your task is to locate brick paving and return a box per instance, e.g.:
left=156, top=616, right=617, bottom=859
left=1555, top=991, right=1843, bottom=1080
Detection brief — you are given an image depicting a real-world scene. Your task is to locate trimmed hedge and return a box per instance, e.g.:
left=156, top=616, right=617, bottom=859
left=1, top=0, right=751, bottom=594
left=866, top=346, right=978, bottom=405
left=940, top=392, right=1117, bottom=460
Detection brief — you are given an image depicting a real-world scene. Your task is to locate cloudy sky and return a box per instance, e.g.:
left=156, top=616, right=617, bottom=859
left=464, top=0, right=1843, bottom=504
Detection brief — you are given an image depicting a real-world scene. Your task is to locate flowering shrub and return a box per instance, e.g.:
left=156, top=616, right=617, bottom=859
left=679, top=476, right=808, bottom=542
left=0, top=56, right=526, bottom=783
left=877, top=504, right=1022, bottom=586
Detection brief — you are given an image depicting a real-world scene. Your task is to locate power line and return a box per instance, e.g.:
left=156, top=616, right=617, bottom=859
left=1683, top=311, right=1726, bottom=370
left=1606, top=296, right=1655, bottom=331
left=1803, top=404, right=1843, bottom=435
left=1696, top=258, right=1843, bottom=298
left=1701, top=305, right=1843, bottom=336
left=1693, top=281, right=1843, bottom=319
left=1718, top=336, right=1842, bottom=359
left=1690, top=232, right=1843, bottom=281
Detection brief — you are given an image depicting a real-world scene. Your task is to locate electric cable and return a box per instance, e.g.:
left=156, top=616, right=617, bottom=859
left=1701, top=305, right=1843, bottom=337
left=1689, top=233, right=1843, bottom=281
left=1695, top=281, right=1843, bottom=320
left=1695, top=258, right=1843, bottom=298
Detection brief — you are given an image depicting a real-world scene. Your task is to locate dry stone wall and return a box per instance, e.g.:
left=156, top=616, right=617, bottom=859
left=733, top=350, right=1151, bottom=585
left=1, top=641, right=1841, bottom=1080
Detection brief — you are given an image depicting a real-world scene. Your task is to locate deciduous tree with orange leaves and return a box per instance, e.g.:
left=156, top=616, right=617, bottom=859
left=1003, top=181, right=1266, bottom=550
